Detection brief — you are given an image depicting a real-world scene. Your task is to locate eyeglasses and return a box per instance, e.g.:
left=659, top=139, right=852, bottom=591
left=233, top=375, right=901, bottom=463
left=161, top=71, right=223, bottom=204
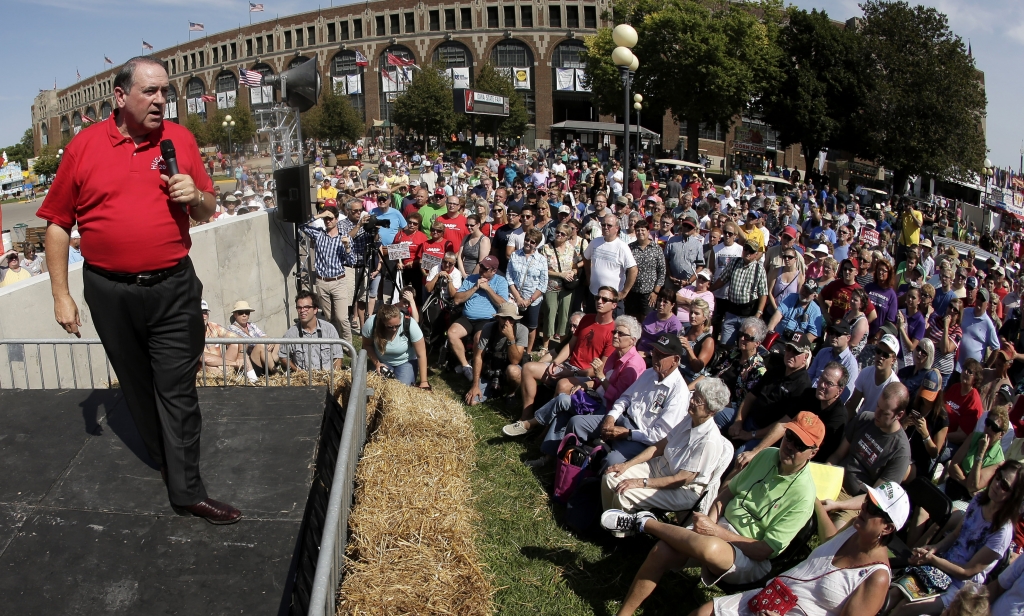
left=784, top=430, right=813, bottom=452
left=994, top=474, right=1013, bottom=493
left=600, top=223, right=616, bottom=229
left=524, top=240, right=539, bottom=246
left=296, top=304, right=316, bottom=312
left=841, top=267, right=855, bottom=273
left=874, top=348, right=895, bottom=360
left=738, top=333, right=756, bottom=343
left=782, top=255, right=795, bottom=261
left=466, top=223, right=478, bottom=228
left=350, top=208, right=365, bottom=213
left=431, top=228, right=444, bottom=233
left=985, top=418, right=1006, bottom=433
left=612, top=329, right=633, bottom=337
left=595, top=296, right=616, bottom=304
left=555, top=232, right=568, bottom=237
left=914, top=348, right=928, bottom=356
left=819, top=377, right=840, bottom=389
left=863, top=498, right=892, bottom=523
left=723, top=231, right=736, bottom=237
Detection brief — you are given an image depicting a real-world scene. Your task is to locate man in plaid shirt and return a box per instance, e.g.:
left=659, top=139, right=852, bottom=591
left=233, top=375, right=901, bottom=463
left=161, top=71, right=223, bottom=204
left=337, top=199, right=377, bottom=329
left=710, top=238, right=767, bottom=346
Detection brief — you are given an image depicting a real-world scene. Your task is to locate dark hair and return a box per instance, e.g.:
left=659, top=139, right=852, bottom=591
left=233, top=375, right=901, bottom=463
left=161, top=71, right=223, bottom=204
left=113, top=56, right=167, bottom=94
left=977, top=460, right=1024, bottom=530
left=597, top=285, right=619, bottom=300
left=322, top=205, right=339, bottom=219
left=295, top=289, right=319, bottom=309
left=823, top=361, right=851, bottom=389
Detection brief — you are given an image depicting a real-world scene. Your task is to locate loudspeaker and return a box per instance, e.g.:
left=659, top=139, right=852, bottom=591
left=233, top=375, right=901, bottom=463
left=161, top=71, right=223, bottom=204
left=264, top=59, right=321, bottom=112
left=274, top=164, right=312, bottom=223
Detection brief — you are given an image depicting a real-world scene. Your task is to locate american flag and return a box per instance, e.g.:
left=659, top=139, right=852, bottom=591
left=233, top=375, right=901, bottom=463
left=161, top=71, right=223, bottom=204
left=76, top=68, right=81, bottom=80
left=81, top=116, right=96, bottom=124
left=142, top=41, right=153, bottom=50
left=239, top=67, right=263, bottom=87
left=354, top=51, right=368, bottom=66
left=201, top=94, right=215, bottom=102
left=189, top=22, right=205, bottom=32
left=249, top=2, right=264, bottom=11
left=104, top=56, right=113, bottom=64
left=387, top=53, right=414, bottom=67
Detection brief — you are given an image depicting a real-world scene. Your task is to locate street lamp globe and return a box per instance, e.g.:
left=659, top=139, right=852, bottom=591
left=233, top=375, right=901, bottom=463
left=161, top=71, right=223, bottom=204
left=984, top=158, right=992, bottom=169
left=633, top=93, right=643, bottom=104
left=612, top=24, right=638, bottom=48
left=612, top=46, right=634, bottom=67
left=628, top=56, right=640, bottom=72
left=230, top=121, right=235, bottom=127
left=634, top=102, right=642, bottom=110
left=225, top=115, right=233, bottom=123
left=222, top=121, right=228, bottom=127
left=57, top=149, right=63, bottom=157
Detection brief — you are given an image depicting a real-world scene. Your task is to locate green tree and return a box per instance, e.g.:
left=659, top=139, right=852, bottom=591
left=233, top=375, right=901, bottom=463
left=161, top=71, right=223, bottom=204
left=313, top=81, right=366, bottom=144
left=583, top=0, right=784, bottom=162
left=1, top=128, right=36, bottom=168
left=392, top=63, right=457, bottom=142
left=758, top=8, right=869, bottom=174
left=31, top=146, right=61, bottom=182
left=207, top=106, right=257, bottom=153
left=855, top=0, right=986, bottom=190
left=472, top=63, right=530, bottom=142
left=183, top=114, right=209, bottom=146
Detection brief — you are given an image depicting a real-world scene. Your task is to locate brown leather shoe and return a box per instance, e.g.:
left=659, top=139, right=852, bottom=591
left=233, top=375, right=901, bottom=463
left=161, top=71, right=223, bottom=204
left=174, top=498, right=243, bottom=525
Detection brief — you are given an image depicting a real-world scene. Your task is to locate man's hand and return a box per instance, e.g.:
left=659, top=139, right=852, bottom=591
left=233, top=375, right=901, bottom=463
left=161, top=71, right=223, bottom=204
left=605, top=463, right=627, bottom=477
left=648, top=292, right=658, bottom=308
left=727, top=422, right=744, bottom=439
left=161, top=173, right=201, bottom=209
left=500, top=319, right=516, bottom=341
left=477, top=278, right=490, bottom=291
left=691, top=512, right=719, bottom=538
left=54, top=294, right=82, bottom=338
left=735, top=450, right=756, bottom=470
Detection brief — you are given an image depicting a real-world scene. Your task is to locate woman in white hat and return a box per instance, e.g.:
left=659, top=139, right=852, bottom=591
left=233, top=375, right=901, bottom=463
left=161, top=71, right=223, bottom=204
left=228, top=300, right=279, bottom=378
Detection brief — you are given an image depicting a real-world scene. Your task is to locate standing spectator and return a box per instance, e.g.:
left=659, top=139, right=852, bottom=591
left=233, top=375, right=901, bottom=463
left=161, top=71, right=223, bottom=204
left=626, top=220, right=666, bottom=319
left=855, top=249, right=875, bottom=287
left=664, top=217, right=705, bottom=289
left=417, top=189, right=448, bottom=232
left=457, top=214, right=490, bottom=278
left=507, top=228, right=549, bottom=353
left=675, top=270, right=715, bottom=327
left=821, top=258, right=875, bottom=325
left=808, top=321, right=861, bottom=403
left=927, top=298, right=964, bottom=388
left=491, top=204, right=522, bottom=275
left=301, top=207, right=356, bottom=342
left=766, top=245, right=805, bottom=317
left=896, top=287, right=928, bottom=368
left=956, top=288, right=1000, bottom=375
left=393, top=212, right=428, bottom=291
left=709, top=221, right=745, bottom=325
left=943, top=358, right=986, bottom=459
left=539, top=223, right=580, bottom=354
left=583, top=214, right=638, bottom=313
left=709, top=238, right=768, bottom=346
left=67, top=229, right=84, bottom=264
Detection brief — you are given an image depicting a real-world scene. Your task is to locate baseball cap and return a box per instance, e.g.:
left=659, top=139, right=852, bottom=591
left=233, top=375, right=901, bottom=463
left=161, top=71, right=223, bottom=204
left=558, top=205, right=572, bottom=215
left=743, top=238, right=761, bottom=253
left=200, top=300, right=209, bottom=311
left=650, top=333, right=686, bottom=357
left=781, top=225, right=799, bottom=239
left=784, top=330, right=812, bottom=353
left=507, top=204, right=523, bottom=216
left=493, top=303, right=523, bottom=320
left=479, top=255, right=499, bottom=270
left=877, top=333, right=900, bottom=356
left=748, top=211, right=763, bottom=219
left=997, top=384, right=1015, bottom=402
left=965, top=276, right=978, bottom=289
left=650, top=182, right=660, bottom=189
left=827, top=321, right=852, bottom=337
left=977, top=288, right=990, bottom=303
left=784, top=411, right=826, bottom=448
left=680, top=217, right=697, bottom=228
left=696, top=269, right=712, bottom=280
left=918, top=370, right=942, bottom=401
left=802, top=279, right=820, bottom=295
left=865, top=481, right=910, bottom=530
left=433, top=188, right=446, bottom=197
left=70, top=229, right=81, bottom=239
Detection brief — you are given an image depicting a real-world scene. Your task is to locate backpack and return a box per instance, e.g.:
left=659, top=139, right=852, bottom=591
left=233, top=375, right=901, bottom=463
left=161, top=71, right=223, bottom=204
left=553, top=433, right=606, bottom=504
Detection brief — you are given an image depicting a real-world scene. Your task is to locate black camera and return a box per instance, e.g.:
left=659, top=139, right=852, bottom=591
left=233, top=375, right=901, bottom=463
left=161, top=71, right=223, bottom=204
left=362, top=214, right=392, bottom=233
left=379, top=364, right=396, bottom=379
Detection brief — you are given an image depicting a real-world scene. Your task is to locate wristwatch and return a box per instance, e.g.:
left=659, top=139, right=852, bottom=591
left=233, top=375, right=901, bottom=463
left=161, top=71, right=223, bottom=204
left=643, top=478, right=648, bottom=488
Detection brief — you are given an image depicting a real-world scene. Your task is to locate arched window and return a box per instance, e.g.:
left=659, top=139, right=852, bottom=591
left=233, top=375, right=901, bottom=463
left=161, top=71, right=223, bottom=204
left=378, top=45, right=415, bottom=124
left=84, top=106, right=97, bottom=123
left=552, top=40, right=587, bottom=69
left=40, top=122, right=48, bottom=147
left=164, top=84, right=179, bottom=121
left=551, top=40, right=595, bottom=123
left=100, top=101, right=112, bottom=120
left=61, top=117, right=71, bottom=141
left=72, top=112, right=83, bottom=135
left=330, top=51, right=365, bottom=121
left=490, top=40, right=535, bottom=122
left=289, top=56, right=311, bottom=69
left=249, top=63, right=276, bottom=113
left=215, top=70, right=238, bottom=109
left=186, top=77, right=207, bottom=121
left=432, top=41, right=473, bottom=89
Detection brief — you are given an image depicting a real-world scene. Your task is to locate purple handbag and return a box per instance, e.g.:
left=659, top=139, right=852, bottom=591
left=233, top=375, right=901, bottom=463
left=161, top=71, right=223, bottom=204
left=553, top=433, right=605, bottom=504
left=570, top=387, right=602, bottom=415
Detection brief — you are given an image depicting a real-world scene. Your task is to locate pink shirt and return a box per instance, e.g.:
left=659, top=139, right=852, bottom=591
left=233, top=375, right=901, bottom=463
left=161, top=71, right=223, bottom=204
left=602, top=345, right=646, bottom=407
left=675, top=286, right=716, bottom=325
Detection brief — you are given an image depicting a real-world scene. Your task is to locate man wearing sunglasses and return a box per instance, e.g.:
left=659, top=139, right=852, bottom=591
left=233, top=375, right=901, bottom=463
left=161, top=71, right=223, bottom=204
left=604, top=412, right=822, bottom=611
left=846, top=333, right=901, bottom=420
left=807, top=321, right=861, bottom=403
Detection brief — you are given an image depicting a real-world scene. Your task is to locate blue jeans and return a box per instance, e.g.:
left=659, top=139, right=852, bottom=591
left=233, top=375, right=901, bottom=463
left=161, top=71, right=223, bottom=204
left=564, top=413, right=646, bottom=470
left=537, top=393, right=607, bottom=457
left=384, top=358, right=416, bottom=386
left=719, top=312, right=745, bottom=347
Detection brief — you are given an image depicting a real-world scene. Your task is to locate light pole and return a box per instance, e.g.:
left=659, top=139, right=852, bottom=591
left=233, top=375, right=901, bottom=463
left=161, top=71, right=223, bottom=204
left=222, top=114, right=236, bottom=157
left=633, top=94, right=643, bottom=168
left=611, top=24, right=638, bottom=177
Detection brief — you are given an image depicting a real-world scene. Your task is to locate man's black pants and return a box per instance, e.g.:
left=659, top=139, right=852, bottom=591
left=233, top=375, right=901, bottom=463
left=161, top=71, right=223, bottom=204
left=84, top=258, right=208, bottom=506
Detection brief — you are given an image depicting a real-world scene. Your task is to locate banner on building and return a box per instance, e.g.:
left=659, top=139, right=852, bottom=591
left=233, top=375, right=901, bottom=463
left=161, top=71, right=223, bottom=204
left=446, top=67, right=470, bottom=89
left=332, top=75, right=347, bottom=95
left=251, top=85, right=274, bottom=104
left=187, top=98, right=201, bottom=114
left=346, top=74, right=361, bottom=94
left=164, top=101, right=178, bottom=119
left=513, top=67, right=530, bottom=89
left=556, top=68, right=575, bottom=91
left=216, top=91, right=236, bottom=109
left=575, top=68, right=590, bottom=92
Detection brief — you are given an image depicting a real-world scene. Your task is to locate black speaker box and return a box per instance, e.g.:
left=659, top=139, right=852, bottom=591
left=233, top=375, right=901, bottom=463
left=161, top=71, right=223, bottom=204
left=274, top=164, right=312, bottom=223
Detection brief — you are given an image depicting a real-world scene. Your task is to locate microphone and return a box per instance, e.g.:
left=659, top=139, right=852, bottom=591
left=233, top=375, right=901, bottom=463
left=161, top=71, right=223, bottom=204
left=160, top=139, right=187, bottom=212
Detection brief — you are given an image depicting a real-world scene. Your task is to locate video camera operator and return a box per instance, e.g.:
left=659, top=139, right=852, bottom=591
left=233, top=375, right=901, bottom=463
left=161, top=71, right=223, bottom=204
left=465, top=303, right=528, bottom=406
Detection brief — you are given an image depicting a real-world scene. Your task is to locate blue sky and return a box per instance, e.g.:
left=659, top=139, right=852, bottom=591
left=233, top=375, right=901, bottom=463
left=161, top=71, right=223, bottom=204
left=2, top=0, right=1021, bottom=170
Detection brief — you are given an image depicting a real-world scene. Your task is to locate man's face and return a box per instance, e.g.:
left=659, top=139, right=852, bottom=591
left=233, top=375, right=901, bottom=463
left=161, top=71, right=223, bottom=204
left=595, top=289, right=617, bottom=315
left=324, top=214, right=337, bottom=230
left=594, top=197, right=607, bottom=211
left=784, top=346, right=808, bottom=370
left=446, top=198, right=460, bottom=215
left=650, top=348, right=680, bottom=380
left=873, top=395, right=904, bottom=429
left=296, top=299, right=317, bottom=326
left=778, top=429, right=818, bottom=467
left=816, top=368, right=843, bottom=403
left=114, top=63, right=169, bottom=134
left=841, top=262, right=857, bottom=283
left=480, top=264, right=497, bottom=281
left=601, top=215, right=619, bottom=242
left=7, top=256, right=19, bottom=270
left=347, top=203, right=364, bottom=221
left=874, top=345, right=896, bottom=372
left=70, top=237, right=81, bottom=249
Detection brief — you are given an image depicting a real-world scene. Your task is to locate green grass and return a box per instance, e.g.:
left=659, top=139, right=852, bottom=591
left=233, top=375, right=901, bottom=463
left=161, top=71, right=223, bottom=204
left=427, top=371, right=723, bottom=616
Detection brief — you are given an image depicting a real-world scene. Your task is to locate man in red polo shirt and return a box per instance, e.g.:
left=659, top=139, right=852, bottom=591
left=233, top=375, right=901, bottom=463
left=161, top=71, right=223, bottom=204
left=437, top=195, right=468, bottom=247
left=38, top=56, right=241, bottom=525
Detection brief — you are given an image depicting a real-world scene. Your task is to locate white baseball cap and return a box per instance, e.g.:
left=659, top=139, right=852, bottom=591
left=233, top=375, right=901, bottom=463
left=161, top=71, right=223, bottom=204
left=201, top=300, right=209, bottom=311
left=877, top=333, right=900, bottom=356
left=70, top=229, right=81, bottom=239
left=865, top=481, right=910, bottom=530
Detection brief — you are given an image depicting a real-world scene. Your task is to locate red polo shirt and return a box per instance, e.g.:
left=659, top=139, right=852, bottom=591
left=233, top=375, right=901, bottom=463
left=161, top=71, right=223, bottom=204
left=37, top=114, right=213, bottom=273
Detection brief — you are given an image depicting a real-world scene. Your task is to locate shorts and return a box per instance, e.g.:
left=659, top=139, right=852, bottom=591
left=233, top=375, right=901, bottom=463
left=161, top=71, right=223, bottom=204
left=520, top=302, right=541, bottom=329
left=453, top=317, right=492, bottom=338
left=698, top=519, right=772, bottom=587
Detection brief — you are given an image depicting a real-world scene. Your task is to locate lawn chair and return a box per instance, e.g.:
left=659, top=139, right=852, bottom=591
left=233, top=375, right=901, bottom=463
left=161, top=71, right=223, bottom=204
left=897, top=477, right=952, bottom=558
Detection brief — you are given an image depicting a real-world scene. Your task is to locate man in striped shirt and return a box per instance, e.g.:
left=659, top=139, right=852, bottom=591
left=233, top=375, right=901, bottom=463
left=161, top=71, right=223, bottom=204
left=301, top=205, right=356, bottom=342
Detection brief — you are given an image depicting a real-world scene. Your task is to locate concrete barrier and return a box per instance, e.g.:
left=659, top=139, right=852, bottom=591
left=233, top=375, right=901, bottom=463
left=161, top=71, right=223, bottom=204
left=0, top=211, right=297, bottom=387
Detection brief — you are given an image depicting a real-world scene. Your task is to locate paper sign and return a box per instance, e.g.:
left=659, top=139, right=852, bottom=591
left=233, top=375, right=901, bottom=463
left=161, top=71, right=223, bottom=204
left=808, top=462, right=844, bottom=502
left=420, top=253, right=442, bottom=272
left=385, top=243, right=411, bottom=260
left=861, top=228, right=880, bottom=247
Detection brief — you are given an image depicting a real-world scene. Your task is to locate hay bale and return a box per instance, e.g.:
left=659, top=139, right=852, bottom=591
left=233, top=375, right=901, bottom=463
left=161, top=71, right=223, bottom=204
left=338, top=376, right=493, bottom=615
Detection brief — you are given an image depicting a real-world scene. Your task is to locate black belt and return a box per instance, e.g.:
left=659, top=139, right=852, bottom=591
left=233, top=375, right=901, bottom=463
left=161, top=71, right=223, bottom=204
left=86, top=258, right=189, bottom=286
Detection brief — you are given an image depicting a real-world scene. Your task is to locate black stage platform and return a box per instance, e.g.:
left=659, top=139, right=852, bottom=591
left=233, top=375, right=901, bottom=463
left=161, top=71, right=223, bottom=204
left=0, top=386, right=328, bottom=615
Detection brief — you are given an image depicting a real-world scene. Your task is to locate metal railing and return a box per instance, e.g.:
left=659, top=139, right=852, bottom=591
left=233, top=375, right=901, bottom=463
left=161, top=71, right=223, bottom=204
left=307, top=348, right=369, bottom=616
left=0, top=338, right=358, bottom=390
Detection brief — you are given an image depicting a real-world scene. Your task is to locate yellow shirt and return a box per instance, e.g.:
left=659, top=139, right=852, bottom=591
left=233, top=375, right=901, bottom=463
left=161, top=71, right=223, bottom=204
left=0, top=268, right=32, bottom=287
left=900, top=209, right=922, bottom=246
left=316, top=186, right=338, bottom=202
left=739, top=223, right=765, bottom=252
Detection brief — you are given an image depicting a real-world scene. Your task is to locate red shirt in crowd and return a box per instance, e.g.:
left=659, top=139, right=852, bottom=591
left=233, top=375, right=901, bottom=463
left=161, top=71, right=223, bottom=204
left=820, top=280, right=875, bottom=323
left=38, top=114, right=213, bottom=273
left=943, top=384, right=984, bottom=438
left=420, top=238, right=454, bottom=271
left=438, top=213, right=468, bottom=247
left=568, top=314, right=615, bottom=371
left=393, top=227, right=428, bottom=268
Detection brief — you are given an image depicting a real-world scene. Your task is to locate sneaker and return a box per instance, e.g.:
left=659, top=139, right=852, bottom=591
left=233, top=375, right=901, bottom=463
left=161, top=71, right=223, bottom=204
left=523, top=456, right=549, bottom=468
left=459, top=365, right=474, bottom=381
left=502, top=421, right=531, bottom=437
left=600, top=509, right=656, bottom=537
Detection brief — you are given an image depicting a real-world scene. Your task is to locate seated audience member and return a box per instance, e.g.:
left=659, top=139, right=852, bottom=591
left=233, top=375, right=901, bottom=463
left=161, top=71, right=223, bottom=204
left=602, top=378, right=732, bottom=514
left=505, top=316, right=644, bottom=460
left=517, top=286, right=617, bottom=422
left=898, top=337, right=941, bottom=401
left=565, top=333, right=690, bottom=469
left=279, top=291, right=346, bottom=371
left=986, top=523, right=1024, bottom=613
left=424, top=251, right=463, bottom=301
left=688, top=482, right=905, bottom=616
left=361, top=304, right=429, bottom=388
left=821, top=382, right=911, bottom=527
left=735, top=361, right=850, bottom=467
left=199, top=300, right=244, bottom=377
left=465, top=303, right=529, bottom=406
left=228, top=300, right=279, bottom=381
left=900, top=367, right=947, bottom=485
left=0, top=251, right=30, bottom=287
left=889, top=460, right=1024, bottom=616
left=944, top=406, right=1009, bottom=506
left=675, top=269, right=715, bottom=327
left=637, top=288, right=684, bottom=356
left=807, top=321, right=861, bottom=403
left=845, top=333, right=901, bottom=418
left=448, top=255, right=511, bottom=379
left=766, top=279, right=825, bottom=343
left=678, top=298, right=716, bottom=388
left=602, top=413, right=823, bottom=614
left=723, top=330, right=813, bottom=446
left=711, top=317, right=769, bottom=431
left=942, top=357, right=985, bottom=458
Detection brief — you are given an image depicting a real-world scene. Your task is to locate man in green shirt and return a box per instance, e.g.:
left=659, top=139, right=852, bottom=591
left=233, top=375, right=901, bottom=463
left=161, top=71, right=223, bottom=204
left=602, top=412, right=822, bottom=614
left=417, top=189, right=449, bottom=233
